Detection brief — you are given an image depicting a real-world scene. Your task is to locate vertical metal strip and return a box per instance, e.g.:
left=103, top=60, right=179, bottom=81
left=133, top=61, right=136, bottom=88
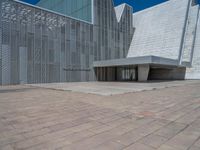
left=190, top=5, right=200, bottom=64
left=0, top=30, right=1, bottom=85
left=91, top=0, right=94, bottom=24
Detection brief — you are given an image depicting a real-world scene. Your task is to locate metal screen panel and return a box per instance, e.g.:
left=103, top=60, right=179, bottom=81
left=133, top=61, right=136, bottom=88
left=19, top=47, right=28, bottom=84
left=2, top=44, right=10, bottom=85
left=0, top=0, right=134, bottom=85
left=0, top=1, right=2, bottom=84
left=0, top=29, right=2, bottom=85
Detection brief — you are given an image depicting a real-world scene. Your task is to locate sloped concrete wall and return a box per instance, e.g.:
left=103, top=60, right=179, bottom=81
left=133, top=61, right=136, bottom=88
left=186, top=8, right=200, bottom=79
left=181, top=5, right=199, bottom=63
left=128, top=0, right=190, bottom=59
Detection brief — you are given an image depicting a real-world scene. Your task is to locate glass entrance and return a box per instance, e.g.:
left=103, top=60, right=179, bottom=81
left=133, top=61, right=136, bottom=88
left=116, top=67, right=136, bottom=81
left=95, top=66, right=137, bottom=81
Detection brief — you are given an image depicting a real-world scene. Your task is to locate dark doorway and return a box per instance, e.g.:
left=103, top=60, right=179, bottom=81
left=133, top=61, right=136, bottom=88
left=95, top=66, right=137, bottom=81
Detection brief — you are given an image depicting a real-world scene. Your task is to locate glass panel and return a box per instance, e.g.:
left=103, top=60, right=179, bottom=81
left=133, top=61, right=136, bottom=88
left=34, top=0, right=92, bottom=22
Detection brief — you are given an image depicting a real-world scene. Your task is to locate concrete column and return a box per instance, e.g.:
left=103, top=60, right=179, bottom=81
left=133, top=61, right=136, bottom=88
left=138, top=65, right=150, bottom=82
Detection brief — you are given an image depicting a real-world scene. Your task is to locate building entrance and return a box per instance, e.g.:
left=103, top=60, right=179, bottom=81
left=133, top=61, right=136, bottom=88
left=95, top=66, right=137, bottom=81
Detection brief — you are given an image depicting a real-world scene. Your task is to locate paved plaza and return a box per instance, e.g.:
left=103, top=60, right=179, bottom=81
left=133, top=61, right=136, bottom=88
left=1, top=81, right=200, bottom=150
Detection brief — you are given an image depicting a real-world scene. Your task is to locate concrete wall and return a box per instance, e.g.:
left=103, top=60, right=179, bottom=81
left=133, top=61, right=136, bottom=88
left=186, top=8, right=200, bottom=79
left=128, top=0, right=190, bottom=59
left=128, top=0, right=200, bottom=80
left=181, top=5, right=199, bottom=63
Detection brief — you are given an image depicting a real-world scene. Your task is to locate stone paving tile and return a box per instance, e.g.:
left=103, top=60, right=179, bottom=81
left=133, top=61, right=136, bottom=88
left=0, top=134, right=25, bottom=147
left=123, top=142, right=156, bottom=150
left=0, top=145, right=14, bottom=150
left=189, top=146, right=200, bottom=150
left=139, top=134, right=169, bottom=149
left=88, top=124, right=114, bottom=134
left=176, top=107, right=200, bottom=124
left=157, top=144, right=177, bottom=150
left=0, top=81, right=200, bottom=149
left=92, top=141, right=125, bottom=150
left=112, top=119, right=167, bottom=147
left=160, top=124, right=200, bottom=150
left=64, top=126, right=135, bottom=150
left=193, top=138, right=200, bottom=147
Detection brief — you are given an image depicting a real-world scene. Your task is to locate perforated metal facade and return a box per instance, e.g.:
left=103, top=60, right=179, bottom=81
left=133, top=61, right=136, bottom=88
left=0, top=0, right=133, bottom=85
left=1, top=0, right=199, bottom=85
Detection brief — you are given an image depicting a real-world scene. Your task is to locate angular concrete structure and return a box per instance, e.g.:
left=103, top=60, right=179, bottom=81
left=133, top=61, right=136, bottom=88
left=127, top=0, right=200, bottom=81
left=95, top=0, right=200, bottom=81
left=0, top=0, right=199, bottom=85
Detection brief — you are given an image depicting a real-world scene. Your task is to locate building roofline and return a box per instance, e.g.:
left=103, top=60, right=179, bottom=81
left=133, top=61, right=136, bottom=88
left=114, top=4, right=126, bottom=22
left=115, top=3, right=133, bottom=9
left=133, top=0, right=170, bottom=15
left=113, top=1, right=133, bottom=22
left=93, top=56, right=184, bottom=68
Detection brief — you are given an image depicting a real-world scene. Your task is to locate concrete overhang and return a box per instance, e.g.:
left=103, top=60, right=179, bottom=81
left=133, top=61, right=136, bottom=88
left=93, top=56, right=185, bottom=68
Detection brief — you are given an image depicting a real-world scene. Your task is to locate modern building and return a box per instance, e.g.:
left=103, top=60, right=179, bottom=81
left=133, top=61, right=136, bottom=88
left=0, top=0, right=199, bottom=85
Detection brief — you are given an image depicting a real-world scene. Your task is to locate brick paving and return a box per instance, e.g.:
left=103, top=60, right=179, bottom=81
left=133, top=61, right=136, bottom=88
left=0, top=81, right=200, bottom=150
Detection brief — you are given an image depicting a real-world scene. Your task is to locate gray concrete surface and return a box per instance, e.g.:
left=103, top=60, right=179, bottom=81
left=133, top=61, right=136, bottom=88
left=30, top=80, right=199, bottom=96
left=93, top=56, right=179, bottom=68
left=138, top=64, right=150, bottom=81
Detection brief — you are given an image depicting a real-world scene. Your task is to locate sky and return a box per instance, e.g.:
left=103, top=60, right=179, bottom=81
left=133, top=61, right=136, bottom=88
left=114, top=0, right=167, bottom=12
left=21, top=0, right=200, bottom=12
